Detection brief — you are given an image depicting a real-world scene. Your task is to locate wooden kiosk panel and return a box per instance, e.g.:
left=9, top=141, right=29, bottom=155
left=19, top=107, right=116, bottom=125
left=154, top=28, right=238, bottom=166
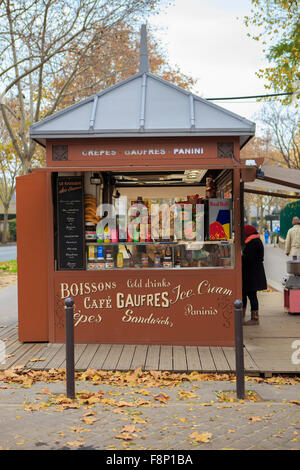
left=53, top=269, right=235, bottom=346
left=16, top=171, right=50, bottom=341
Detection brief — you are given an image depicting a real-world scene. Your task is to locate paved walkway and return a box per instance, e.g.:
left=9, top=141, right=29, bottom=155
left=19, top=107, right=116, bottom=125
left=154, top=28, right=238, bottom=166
left=0, top=375, right=300, bottom=450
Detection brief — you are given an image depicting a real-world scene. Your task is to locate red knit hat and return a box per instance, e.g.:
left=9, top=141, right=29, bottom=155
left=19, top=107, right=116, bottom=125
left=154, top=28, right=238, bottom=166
left=244, top=225, right=258, bottom=237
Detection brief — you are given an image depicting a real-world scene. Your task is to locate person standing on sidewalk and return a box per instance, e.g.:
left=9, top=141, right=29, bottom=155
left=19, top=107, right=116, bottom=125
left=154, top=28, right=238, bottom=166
left=242, top=225, right=267, bottom=326
left=285, top=216, right=300, bottom=260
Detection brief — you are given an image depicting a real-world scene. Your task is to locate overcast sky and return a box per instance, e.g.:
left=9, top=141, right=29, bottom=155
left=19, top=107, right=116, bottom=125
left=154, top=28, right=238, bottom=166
left=149, top=0, right=270, bottom=131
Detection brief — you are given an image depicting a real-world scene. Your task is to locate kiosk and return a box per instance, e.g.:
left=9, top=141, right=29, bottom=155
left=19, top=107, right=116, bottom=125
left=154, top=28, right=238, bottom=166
left=16, top=28, right=257, bottom=346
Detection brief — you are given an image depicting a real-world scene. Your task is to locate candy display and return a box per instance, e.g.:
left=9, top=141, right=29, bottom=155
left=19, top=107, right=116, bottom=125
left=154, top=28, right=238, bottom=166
left=85, top=194, right=233, bottom=270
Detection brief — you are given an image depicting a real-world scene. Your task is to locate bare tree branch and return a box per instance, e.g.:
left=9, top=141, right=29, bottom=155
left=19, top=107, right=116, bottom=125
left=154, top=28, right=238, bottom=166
left=0, top=0, right=162, bottom=173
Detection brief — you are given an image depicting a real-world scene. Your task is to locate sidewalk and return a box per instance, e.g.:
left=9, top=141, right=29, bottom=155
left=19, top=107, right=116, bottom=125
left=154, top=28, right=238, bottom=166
left=1, top=287, right=300, bottom=450
left=0, top=371, right=300, bottom=450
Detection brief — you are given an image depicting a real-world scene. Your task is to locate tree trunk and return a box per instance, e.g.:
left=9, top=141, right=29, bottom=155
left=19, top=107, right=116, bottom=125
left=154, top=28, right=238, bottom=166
left=2, top=205, right=9, bottom=244
left=22, top=158, right=32, bottom=175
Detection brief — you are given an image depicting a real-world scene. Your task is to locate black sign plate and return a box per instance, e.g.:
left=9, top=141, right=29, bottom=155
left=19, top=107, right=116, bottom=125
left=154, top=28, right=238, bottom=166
left=57, top=176, right=85, bottom=270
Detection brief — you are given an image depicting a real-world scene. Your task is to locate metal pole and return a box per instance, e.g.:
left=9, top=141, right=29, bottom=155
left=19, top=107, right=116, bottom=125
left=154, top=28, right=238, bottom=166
left=234, top=299, right=245, bottom=399
left=65, top=297, right=75, bottom=399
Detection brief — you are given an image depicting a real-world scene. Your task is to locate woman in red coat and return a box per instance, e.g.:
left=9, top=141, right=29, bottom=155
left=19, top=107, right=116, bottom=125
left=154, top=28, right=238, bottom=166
left=242, top=225, right=267, bottom=325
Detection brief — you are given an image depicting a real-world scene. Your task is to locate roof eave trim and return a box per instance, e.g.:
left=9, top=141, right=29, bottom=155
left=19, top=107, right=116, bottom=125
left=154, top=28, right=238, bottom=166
left=30, top=129, right=255, bottom=138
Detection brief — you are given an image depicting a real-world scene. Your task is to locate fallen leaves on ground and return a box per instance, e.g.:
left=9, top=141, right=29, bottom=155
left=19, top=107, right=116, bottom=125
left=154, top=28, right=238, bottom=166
left=153, top=392, right=170, bottom=404
left=115, top=432, right=134, bottom=441
left=189, top=432, right=212, bottom=444
left=81, top=417, right=99, bottom=425
left=248, top=416, right=262, bottom=422
left=37, top=388, right=52, bottom=395
left=65, top=440, right=84, bottom=448
left=114, top=424, right=142, bottom=441
left=69, top=426, right=91, bottom=433
left=216, top=390, right=261, bottom=403
left=177, top=390, right=197, bottom=400
left=0, top=367, right=299, bottom=389
left=0, top=273, right=17, bottom=289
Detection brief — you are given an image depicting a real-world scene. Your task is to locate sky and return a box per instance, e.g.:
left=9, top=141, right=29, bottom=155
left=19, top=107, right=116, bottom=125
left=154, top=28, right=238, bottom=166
left=149, top=0, right=270, bottom=133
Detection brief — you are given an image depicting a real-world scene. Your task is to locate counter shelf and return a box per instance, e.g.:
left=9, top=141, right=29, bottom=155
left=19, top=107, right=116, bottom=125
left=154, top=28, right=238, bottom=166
left=85, top=240, right=234, bottom=270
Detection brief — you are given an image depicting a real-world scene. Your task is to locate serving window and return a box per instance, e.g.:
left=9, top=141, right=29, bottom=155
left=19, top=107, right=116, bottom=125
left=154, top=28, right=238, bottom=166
left=53, top=169, right=234, bottom=271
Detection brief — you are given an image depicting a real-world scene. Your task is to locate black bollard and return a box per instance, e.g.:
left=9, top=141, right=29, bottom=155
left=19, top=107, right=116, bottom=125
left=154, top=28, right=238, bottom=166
left=234, top=299, right=245, bottom=399
left=65, top=297, right=75, bottom=399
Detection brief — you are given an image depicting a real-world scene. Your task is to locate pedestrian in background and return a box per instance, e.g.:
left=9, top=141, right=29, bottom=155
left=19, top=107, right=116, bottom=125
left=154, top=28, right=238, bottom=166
left=242, top=225, right=267, bottom=325
left=264, top=228, right=270, bottom=244
left=285, top=216, right=300, bottom=260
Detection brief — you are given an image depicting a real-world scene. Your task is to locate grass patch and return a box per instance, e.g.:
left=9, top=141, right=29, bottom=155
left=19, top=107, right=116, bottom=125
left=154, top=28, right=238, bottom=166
left=0, top=260, right=17, bottom=273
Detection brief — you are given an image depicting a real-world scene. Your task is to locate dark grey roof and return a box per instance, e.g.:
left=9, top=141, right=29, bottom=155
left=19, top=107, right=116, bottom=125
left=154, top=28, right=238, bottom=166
left=30, top=71, right=255, bottom=148
left=245, top=165, right=300, bottom=193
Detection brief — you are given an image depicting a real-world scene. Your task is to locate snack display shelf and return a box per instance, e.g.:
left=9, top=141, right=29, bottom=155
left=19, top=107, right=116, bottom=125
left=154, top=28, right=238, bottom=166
left=85, top=240, right=234, bottom=245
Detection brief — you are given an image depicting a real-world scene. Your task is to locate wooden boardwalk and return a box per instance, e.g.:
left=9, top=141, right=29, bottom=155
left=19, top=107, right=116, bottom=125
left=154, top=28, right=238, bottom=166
left=1, top=293, right=299, bottom=376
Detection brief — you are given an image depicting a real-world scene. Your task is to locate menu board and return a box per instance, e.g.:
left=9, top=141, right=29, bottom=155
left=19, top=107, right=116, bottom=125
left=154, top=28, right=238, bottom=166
left=57, top=176, right=85, bottom=270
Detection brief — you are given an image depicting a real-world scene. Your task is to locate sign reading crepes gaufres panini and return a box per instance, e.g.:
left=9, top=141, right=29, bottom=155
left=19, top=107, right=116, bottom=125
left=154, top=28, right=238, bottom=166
left=56, top=176, right=85, bottom=270
left=46, top=137, right=241, bottom=167
left=81, top=147, right=205, bottom=157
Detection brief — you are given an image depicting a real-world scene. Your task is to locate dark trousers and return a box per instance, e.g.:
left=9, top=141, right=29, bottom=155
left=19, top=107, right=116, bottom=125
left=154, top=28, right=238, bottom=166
left=242, top=291, right=259, bottom=311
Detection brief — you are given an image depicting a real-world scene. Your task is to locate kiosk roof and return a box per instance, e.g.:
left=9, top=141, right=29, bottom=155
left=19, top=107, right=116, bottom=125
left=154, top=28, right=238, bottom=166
left=30, top=26, right=255, bottom=148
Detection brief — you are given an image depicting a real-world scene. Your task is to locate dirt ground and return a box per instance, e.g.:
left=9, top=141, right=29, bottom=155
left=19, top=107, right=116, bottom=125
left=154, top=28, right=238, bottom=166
left=0, top=274, right=17, bottom=289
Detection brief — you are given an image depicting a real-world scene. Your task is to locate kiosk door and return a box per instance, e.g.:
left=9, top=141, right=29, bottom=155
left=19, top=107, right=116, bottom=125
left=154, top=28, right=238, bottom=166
left=16, top=171, right=51, bottom=341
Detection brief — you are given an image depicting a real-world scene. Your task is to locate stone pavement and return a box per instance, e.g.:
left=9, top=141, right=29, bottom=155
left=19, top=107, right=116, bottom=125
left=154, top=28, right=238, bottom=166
left=0, top=374, right=300, bottom=451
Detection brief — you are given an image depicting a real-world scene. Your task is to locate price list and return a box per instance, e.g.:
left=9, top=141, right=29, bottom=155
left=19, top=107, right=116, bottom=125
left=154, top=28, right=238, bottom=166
left=57, top=176, right=85, bottom=270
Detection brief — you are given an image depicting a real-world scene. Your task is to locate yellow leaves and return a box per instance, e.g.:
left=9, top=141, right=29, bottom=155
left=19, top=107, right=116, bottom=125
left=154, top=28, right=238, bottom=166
left=189, top=432, right=212, bottom=444
left=82, top=411, right=96, bottom=417
left=15, top=439, right=25, bottom=446
left=29, top=358, right=46, bottom=363
left=248, top=416, right=262, bottom=422
left=131, top=415, right=147, bottom=425
left=216, top=390, right=260, bottom=403
left=66, top=440, right=84, bottom=448
left=3, top=369, right=19, bottom=379
left=38, top=388, right=52, bottom=395
left=153, top=392, right=170, bottom=404
left=76, top=390, right=104, bottom=406
left=24, top=403, right=48, bottom=412
left=115, top=425, right=141, bottom=441
left=136, top=389, right=150, bottom=396
left=122, top=424, right=139, bottom=434
left=54, top=397, right=80, bottom=411
left=177, top=390, right=197, bottom=400
left=115, top=432, right=134, bottom=441
left=81, top=417, right=99, bottom=425
left=2, top=367, right=299, bottom=389
left=135, top=398, right=152, bottom=407
left=115, top=400, right=133, bottom=408
left=69, top=426, right=91, bottom=434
